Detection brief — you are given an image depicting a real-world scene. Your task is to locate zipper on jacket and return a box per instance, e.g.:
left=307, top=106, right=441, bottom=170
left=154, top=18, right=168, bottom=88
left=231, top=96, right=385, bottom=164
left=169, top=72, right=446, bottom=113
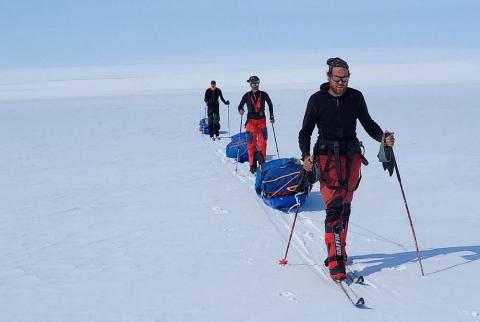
left=336, top=98, right=344, bottom=138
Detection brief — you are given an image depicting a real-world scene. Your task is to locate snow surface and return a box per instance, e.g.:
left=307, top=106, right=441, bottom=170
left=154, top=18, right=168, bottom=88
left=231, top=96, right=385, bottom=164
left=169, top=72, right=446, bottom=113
left=1, top=49, right=480, bottom=321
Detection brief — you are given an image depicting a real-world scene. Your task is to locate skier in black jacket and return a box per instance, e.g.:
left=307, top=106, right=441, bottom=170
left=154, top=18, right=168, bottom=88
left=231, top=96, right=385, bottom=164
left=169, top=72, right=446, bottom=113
left=298, top=57, right=395, bottom=281
left=204, top=80, right=230, bottom=140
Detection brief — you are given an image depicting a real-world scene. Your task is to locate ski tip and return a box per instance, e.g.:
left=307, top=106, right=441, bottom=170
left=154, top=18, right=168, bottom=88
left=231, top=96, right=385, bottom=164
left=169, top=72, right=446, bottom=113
left=356, top=276, right=365, bottom=284
left=355, top=297, right=365, bottom=307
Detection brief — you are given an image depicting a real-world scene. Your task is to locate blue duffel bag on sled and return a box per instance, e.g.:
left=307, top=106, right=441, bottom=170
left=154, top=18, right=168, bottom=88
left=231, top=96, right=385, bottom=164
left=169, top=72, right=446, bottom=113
left=226, top=132, right=248, bottom=163
left=255, top=158, right=313, bottom=209
left=199, top=118, right=220, bottom=135
left=199, top=118, right=209, bottom=134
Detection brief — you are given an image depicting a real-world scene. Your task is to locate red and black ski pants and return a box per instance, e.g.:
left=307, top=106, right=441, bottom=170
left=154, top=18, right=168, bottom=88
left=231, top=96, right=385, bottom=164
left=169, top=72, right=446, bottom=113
left=316, top=153, right=362, bottom=273
left=246, top=119, right=267, bottom=166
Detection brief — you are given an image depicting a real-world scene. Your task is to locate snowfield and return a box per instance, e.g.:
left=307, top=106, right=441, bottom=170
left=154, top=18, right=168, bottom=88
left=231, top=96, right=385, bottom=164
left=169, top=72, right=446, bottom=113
left=1, top=49, right=480, bottom=321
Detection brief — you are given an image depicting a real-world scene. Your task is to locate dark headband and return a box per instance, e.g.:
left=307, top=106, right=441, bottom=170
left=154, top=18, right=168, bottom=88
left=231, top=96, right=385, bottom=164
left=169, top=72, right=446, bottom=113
left=327, top=57, right=349, bottom=73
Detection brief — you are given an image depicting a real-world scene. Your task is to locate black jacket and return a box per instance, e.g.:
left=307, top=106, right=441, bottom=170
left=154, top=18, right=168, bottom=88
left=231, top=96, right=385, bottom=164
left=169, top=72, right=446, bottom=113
left=238, top=90, right=274, bottom=121
left=204, top=88, right=228, bottom=106
left=298, top=83, right=383, bottom=158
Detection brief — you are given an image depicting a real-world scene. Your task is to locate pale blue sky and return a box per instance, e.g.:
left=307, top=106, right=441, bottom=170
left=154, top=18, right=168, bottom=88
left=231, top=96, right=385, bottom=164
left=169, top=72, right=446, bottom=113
left=1, top=0, right=479, bottom=67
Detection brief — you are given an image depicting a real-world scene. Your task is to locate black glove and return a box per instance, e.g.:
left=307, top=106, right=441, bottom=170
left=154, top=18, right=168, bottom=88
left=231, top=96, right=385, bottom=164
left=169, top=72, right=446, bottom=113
left=294, top=167, right=316, bottom=194
left=378, top=133, right=395, bottom=176
left=382, top=146, right=395, bottom=176
left=226, top=100, right=230, bottom=105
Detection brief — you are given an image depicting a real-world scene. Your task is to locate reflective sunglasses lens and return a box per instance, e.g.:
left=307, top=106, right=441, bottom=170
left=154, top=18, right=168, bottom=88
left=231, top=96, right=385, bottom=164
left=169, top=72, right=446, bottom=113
left=331, top=75, right=349, bottom=82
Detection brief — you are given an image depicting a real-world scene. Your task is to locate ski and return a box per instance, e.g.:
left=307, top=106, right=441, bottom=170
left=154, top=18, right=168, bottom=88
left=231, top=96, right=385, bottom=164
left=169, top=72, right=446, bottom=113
left=318, top=264, right=365, bottom=308
left=337, top=279, right=366, bottom=307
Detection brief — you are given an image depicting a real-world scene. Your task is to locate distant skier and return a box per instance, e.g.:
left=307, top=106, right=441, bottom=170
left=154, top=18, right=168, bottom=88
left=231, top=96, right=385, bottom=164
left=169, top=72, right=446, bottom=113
left=204, top=80, right=230, bottom=140
left=298, top=57, right=395, bottom=281
left=238, top=76, right=275, bottom=173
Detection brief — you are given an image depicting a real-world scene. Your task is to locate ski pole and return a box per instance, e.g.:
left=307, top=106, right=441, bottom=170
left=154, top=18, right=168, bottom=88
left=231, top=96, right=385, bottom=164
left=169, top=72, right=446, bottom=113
left=227, top=103, right=230, bottom=138
left=391, top=148, right=425, bottom=276
left=279, top=194, right=302, bottom=266
left=271, top=122, right=280, bottom=158
left=235, top=114, right=243, bottom=173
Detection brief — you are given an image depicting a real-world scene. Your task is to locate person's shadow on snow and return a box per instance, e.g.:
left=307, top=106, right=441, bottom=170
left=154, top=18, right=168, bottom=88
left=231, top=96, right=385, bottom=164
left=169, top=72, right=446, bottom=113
left=277, top=184, right=479, bottom=279
left=289, top=200, right=480, bottom=278
left=349, top=245, right=480, bottom=278
left=299, top=192, right=325, bottom=211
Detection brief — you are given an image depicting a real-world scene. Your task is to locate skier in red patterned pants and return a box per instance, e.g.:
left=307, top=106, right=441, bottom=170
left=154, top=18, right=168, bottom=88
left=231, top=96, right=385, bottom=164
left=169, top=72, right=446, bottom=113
left=238, top=76, right=275, bottom=174
left=298, top=58, right=395, bottom=281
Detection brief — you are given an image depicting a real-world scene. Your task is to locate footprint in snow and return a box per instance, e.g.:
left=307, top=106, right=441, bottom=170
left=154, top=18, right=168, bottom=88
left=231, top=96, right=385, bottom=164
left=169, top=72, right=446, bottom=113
left=245, top=257, right=255, bottom=265
left=211, top=207, right=229, bottom=215
left=278, top=290, right=298, bottom=303
left=461, top=310, right=480, bottom=320
left=386, top=265, right=407, bottom=271
left=301, top=217, right=313, bottom=225
left=304, top=231, right=315, bottom=240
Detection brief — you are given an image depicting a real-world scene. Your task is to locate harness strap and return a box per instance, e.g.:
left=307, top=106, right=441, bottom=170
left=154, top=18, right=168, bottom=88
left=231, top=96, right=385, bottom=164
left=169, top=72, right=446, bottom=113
left=334, top=142, right=344, bottom=188
left=324, top=147, right=332, bottom=175
left=250, top=92, right=262, bottom=113
left=344, top=141, right=355, bottom=191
